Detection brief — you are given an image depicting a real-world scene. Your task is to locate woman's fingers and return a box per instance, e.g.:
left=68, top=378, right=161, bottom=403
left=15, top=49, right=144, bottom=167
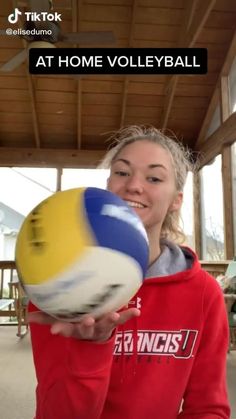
left=73, top=317, right=96, bottom=340
left=50, top=322, right=75, bottom=337
left=92, top=312, right=121, bottom=341
left=93, top=309, right=140, bottom=341
left=117, top=308, right=141, bottom=324
left=28, top=307, right=141, bottom=340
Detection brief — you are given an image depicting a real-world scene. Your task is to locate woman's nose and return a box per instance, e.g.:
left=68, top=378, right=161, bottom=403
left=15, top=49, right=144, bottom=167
left=125, top=175, right=144, bottom=194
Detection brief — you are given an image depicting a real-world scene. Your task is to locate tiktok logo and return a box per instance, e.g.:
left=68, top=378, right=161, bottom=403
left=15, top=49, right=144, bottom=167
left=8, top=8, right=22, bottom=24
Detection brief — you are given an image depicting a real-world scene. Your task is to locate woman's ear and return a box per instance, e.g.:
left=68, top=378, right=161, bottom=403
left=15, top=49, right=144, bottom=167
left=169, top=192, right=183, bottom=212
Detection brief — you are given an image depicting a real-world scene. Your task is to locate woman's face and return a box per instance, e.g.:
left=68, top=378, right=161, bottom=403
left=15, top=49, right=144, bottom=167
left=107, top=140, right=183, bottom=235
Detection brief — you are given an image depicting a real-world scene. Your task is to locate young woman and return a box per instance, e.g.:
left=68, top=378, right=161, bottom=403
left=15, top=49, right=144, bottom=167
left=28, top=126, right=230, bottom=419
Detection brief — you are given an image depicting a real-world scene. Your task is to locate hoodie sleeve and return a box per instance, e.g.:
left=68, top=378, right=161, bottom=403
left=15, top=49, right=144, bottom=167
left=178, top=273, right=230, bottom=419
left=29, top=306, right=115, bottom=419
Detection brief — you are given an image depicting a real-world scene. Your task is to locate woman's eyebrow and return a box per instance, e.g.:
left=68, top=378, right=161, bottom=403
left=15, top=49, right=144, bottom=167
left=149, top=164, right=167, bottom=171
left=113, top=158, right=130, bottom=165
left=113, top=159, right=167, bottom=171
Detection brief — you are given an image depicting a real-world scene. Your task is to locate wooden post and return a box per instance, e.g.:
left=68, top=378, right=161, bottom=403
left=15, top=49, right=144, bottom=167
left=220, top=75, right=234, bottom=259
left=193, top=171, right=202, bottom=257
left=222, top=146, right=234, bottom=259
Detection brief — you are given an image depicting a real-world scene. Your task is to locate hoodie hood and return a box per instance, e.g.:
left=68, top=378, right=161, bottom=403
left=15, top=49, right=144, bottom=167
left=145, top=239, right=199, bottom=284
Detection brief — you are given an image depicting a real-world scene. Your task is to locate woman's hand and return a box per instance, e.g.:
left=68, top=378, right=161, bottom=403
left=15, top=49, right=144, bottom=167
left=28, top=307, right=140, bottom=342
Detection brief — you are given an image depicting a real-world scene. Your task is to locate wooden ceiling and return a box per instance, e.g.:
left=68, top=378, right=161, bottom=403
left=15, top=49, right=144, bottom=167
left=0, top=0, right=236, bottom=167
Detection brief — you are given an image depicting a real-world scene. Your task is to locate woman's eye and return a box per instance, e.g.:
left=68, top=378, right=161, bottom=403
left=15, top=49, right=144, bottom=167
left=114, top=171, right=129, bottom=177
left=147, top=177, right=162, bottom=183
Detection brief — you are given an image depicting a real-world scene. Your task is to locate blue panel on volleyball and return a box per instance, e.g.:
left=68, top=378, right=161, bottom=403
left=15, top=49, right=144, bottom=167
left=83, top=187, right=149, bottom=278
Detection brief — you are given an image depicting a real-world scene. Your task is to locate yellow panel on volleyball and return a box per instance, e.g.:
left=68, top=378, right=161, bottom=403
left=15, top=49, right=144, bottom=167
left=15, top=188, right=94, bottom=285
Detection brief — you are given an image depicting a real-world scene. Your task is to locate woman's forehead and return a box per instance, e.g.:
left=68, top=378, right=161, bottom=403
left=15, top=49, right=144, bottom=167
left=114, top=140, right=172, bottom=167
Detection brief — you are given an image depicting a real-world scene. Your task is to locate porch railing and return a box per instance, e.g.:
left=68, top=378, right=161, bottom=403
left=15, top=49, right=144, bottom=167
left=0, top=261, right=232, bottom=325
left=0, top=261, right=18, bottom=319
left=200, top=261, right=230, bottom=278
left=0, top=259, right=231, bottom=321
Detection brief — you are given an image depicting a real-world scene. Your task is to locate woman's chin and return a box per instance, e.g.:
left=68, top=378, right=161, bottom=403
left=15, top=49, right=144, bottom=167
left=133, top=208, right=148, bottom=223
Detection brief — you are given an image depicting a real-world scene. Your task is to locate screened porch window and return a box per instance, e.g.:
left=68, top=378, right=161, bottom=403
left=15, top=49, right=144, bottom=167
left=200, top=155, right=224, bottom=261
left=0, top=167, right=57, bottom=260
left=229, top=56, right=236, bottom=113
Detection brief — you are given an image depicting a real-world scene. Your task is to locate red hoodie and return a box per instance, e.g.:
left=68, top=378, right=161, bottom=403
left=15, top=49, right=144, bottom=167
left=29, top=247, right=230, bottom=419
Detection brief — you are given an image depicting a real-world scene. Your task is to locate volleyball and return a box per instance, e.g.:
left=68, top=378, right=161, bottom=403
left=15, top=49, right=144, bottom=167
left=15, top=187, right=149, bottom=321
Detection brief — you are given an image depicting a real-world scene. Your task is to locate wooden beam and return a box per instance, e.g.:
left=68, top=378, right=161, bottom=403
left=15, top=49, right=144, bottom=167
left=222, top=146, right=234, bottom=259
left=196, top=112, right=236, bottom=167
left=195, top=30, right=236, bottom=148
left=27, top=75, right=41, bottom=148
left=161, top=76, right=179, bottom=130
left=77, top=80, right=82, bottom=148
left=72, top=0, right=82, bottom=149
left=13, top=0, right=41, bottom=148
left=120, top=78, right=129, bottom=127
left=195, top=88, right=219, bottom=147
left=220, top=76, right=230, bottom=123
left=163, top=0, right=198, bottom=95
left=220, top=30, right=236, bottom=77
left=186, top=0, right=216, bottom=48
left=220, top=79, right=234, bottom=259
left=0, top=148, right=105, bottom=168
left=120, top=0, right=138, bottom=127
left=178, top=0, right=198, bottom=47
left=160, top=0, right=216, bottom=129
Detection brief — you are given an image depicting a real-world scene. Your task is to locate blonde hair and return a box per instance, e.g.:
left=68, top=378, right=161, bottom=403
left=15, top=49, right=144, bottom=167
left=100, top=125, right=195, bottom=244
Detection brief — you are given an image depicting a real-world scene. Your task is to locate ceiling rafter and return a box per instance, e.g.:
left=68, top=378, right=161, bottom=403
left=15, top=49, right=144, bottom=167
left=120, top=0, right=138, bottom=128
left=72, top=0, right=82, bottom=149
left=0, top=0, right=234, bottom=164
left=196, top=111, right=236, bottom=167
left=13, top=0, right=41, bottom=148
left=26, top=73, right=41, bottom=148
left=0, top=147, right=105, bottom=167
left=195, top=87, right=219, bottom=147
left=178, top=0, right=198, bottom=47
left=185, top=0, right=216, bottom=48
left=195, top=30, right=236, bottom=147
left=220, top=75, right=230, bottom=123
left=160, top=0, right=216, bottom=130
left=160, top=0, right=197, bottom=129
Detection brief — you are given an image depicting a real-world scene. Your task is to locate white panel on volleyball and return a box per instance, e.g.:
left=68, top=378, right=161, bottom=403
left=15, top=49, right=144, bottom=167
left=25, top=247, right=143, bottom=321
